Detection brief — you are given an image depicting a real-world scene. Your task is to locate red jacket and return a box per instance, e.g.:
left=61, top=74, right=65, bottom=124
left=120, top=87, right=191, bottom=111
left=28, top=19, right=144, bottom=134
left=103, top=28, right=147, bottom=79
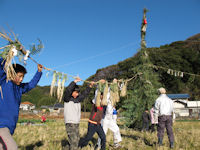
left=88, top=104, right=103, bottom=125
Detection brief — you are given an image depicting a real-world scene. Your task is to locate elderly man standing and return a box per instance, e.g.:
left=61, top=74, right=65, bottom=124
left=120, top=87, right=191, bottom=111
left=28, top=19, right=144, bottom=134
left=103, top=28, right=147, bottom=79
left=154, top=87, right=174, bottom=149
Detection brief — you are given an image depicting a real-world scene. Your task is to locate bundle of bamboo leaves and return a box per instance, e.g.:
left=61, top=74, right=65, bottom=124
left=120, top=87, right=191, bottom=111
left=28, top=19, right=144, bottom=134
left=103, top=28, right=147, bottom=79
left=0, top=29, right=130, bottom=104
left=95, top=78, right=128, bottom=107
left=0, top=30, right=43, bottom=81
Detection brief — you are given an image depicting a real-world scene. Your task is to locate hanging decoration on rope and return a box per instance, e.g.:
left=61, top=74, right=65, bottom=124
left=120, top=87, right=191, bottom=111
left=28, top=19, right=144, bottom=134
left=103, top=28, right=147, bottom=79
left=95, top=81, right=105, bottom=107
left=0, top=30, right=44, bottom=81
left=50, top=71, right=59, bottom=97
left=0, top=30, right=136, bottom=104
left=148, top=64, right=199, bottom=78
left=110, top=78, right=120, bottom=106
left=57, top=74, right=68, bottom=102
left=167, top=69, right=184, bottom=78
left=120, top=80, right=128, bottom=97
left=2, top=28, right=199, bottom=104
left=102, top=81, right=108, bottom=106
left=93, top=73, right=141, bottom=107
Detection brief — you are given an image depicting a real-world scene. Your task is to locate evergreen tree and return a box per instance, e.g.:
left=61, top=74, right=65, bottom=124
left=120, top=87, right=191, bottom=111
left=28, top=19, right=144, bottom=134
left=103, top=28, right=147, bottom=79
left=122, top=8, right=161, bottom=129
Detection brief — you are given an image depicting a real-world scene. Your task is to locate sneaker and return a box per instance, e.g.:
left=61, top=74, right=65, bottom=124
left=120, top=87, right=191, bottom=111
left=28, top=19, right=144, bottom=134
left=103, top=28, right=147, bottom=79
left=114, top=143, right=121, bottom=149
left=170, top=142, right=174, bottom=149
left=94, top=144, right=101, bottom=150
left=158, top=138, right=163, bottom=146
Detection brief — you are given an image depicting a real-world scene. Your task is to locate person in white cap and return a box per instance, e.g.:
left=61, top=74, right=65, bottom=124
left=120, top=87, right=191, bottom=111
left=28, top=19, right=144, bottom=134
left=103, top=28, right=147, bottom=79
left=154, top=87, right=174, bottom=149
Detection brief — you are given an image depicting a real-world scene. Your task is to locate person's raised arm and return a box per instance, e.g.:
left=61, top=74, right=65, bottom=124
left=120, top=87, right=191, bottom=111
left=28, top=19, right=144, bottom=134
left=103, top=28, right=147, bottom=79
left=63, top=77, right=81, bottom=102
left=0, top=57, right=7, bottom=84
left=21, top=64, right=43, bottom=94
left=76, top=81, right=95, bottom=102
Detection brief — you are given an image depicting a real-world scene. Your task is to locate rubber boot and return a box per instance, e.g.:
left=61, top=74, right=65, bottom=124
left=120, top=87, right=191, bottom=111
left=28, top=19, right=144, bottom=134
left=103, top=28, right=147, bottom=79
left=170, top=142, right=174, bottom=149
left=158, top=138, right=163, bottom=146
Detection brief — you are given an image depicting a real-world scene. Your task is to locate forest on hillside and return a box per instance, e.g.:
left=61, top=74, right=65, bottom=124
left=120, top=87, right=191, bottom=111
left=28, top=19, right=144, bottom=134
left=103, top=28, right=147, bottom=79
left=21, top=34, right=200, bottom=112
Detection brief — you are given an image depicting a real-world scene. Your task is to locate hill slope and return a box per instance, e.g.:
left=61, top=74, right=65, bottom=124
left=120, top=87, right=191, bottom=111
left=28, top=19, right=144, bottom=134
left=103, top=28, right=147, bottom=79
left=85, top=33, right=200, bottom=100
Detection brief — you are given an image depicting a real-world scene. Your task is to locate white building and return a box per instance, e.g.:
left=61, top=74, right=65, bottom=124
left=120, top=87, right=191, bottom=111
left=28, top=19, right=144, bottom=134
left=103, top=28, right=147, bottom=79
left=49, top=103, right=64, bottom=116
left=167, top=94, right=200, bottom=117
left=20, top=101, right=35, bottom=111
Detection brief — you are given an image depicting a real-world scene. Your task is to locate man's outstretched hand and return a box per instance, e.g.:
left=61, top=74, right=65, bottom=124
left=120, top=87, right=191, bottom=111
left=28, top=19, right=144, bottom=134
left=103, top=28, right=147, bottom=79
left=38, top=64, right=43, bottom=72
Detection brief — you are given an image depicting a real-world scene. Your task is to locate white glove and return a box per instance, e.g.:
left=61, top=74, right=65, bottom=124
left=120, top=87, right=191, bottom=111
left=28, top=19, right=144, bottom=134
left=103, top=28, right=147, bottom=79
left=11, top=46, right=18, bottom=56
left=24, top=50, right=30, bottom=61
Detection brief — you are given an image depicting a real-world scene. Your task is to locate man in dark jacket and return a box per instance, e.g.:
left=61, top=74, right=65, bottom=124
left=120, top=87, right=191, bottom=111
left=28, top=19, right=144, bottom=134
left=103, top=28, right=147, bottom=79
left=142, top=108, right=151, bottom=131
left=63, top=77, right=94, bottom=150
left=79, top=92, right=106, bottom=150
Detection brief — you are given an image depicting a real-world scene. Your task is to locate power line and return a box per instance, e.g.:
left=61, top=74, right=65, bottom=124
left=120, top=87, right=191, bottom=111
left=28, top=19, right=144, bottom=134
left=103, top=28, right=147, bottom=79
left=51, top=41, right=139, bottom=70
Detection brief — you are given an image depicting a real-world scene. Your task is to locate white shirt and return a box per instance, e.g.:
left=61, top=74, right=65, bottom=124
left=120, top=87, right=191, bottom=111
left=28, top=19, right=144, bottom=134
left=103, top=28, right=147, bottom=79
left=64, top=101, right=81, bottom=124
left=154, top=94, right=174, bottom=116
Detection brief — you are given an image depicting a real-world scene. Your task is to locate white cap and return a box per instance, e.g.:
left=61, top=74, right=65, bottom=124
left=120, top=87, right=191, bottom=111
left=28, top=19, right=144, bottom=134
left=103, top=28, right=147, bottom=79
left=158, top=87, right=166, bottom=94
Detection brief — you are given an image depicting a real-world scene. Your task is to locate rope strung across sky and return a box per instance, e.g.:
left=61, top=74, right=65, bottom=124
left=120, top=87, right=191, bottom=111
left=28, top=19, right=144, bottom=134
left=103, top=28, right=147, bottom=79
left=1, top=8, right=199, bottom=102
left=1, top=29, right=200, bottom=102
left=148, top=64, right=200, bottom=78
left=0, top=29, right=141, bottom=103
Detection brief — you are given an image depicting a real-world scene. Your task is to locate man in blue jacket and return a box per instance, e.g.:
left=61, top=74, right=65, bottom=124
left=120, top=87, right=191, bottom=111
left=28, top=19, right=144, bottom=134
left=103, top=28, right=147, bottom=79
left=0, top=57, right=43, bottom=150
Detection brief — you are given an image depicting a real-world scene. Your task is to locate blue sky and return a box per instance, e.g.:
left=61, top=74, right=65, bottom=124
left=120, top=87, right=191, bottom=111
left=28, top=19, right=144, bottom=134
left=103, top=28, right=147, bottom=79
left=0, top=0, right=199, bottom=86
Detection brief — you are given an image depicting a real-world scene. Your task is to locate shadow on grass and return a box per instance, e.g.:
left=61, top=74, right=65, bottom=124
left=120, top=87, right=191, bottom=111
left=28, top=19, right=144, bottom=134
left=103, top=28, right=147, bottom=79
left=79, top=137, right=97, bottom=148
left=19, top=141, right=43, bottom=150
left=60, top=139, right=70, bottom=150
left=121, top=133, right=156, bottom=147
left=60, top=137, right=97, bottom=149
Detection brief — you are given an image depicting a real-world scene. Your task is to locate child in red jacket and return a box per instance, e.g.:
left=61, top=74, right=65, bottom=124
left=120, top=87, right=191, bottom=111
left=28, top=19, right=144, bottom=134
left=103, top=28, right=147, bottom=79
left=79, top=92, right=106, bottom=150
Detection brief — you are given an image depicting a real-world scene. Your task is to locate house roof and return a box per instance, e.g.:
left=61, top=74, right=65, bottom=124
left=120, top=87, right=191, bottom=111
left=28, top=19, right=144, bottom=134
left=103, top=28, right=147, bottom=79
left=54, top=103, right=64, bottom=108
left=167, top=94, right=190, bottom=99
left=21, top=101, right=34, bottom=106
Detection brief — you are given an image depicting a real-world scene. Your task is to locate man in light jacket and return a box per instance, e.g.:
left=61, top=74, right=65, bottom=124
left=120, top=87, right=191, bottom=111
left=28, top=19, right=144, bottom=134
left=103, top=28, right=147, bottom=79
left=154, top=87, right=174, bottom=149
left=63, top=78, right=94, bottom=150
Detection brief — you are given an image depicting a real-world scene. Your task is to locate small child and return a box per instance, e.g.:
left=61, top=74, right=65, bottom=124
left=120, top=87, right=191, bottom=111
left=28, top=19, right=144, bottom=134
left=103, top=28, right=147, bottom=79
left=0, top=57, right=43, bottom=149
left=142, top=108, right=151, bottom=131
left=79, top=92, right=106, bottom=150
left=150, top=104, right=158, bottom=132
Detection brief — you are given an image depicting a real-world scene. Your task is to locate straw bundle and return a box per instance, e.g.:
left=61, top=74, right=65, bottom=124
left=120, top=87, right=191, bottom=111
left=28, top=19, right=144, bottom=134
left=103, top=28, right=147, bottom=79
left=120, top=80, right=128, bottom=97
left=110, top=79, right=120, bottom=106
left=57, top=73, right=62, bottom=101
left=95, top=82, right=105, bottom=107
left=3, top=46, right=17, bottom=81
left=50, top=71, right=58, bottom=97
left=95, top=90, right=101, bottom=107
left=57, top=74, right=67, bottom=102
left=102, top=81, right=108, bottom=106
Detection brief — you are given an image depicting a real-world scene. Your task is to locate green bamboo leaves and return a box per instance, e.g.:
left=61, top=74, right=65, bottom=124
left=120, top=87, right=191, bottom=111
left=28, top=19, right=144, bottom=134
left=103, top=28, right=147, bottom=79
left=0, top=30, right=44, bottom=82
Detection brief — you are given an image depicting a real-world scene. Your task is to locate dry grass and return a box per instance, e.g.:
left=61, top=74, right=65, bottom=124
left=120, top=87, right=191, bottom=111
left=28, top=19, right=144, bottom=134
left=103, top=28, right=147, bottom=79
left=13, top=119, right=200, bottom=150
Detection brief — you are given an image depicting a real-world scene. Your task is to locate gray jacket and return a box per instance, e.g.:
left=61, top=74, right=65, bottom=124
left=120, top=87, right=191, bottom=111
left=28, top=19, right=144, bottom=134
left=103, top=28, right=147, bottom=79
left=63, top=81, right=91, bottom=124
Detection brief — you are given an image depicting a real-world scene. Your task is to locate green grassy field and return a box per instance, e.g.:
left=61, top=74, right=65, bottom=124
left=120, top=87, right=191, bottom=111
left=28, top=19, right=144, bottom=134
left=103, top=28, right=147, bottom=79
left=14, top=119, right=200, bottom=150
